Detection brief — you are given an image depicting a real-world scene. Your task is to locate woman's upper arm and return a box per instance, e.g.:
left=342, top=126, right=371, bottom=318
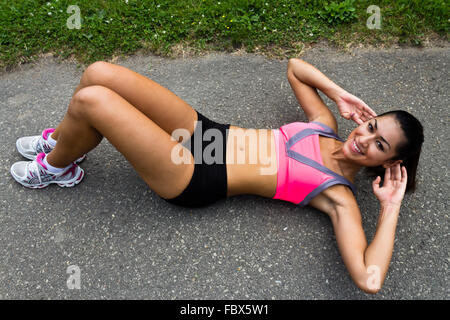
left=330, top=195, right=373, bottom=292
left=287, top=60, right=338, bottom=132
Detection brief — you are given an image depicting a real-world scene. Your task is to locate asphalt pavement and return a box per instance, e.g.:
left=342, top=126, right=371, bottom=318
left=0, top=44, right=448, bottom=299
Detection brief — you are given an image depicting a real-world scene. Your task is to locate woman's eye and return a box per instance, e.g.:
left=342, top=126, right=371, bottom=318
left=368, top=123, right=373, bottom=131
left=376, top=141, right=384, bottom=151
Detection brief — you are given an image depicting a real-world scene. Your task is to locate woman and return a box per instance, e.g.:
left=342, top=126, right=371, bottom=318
left=10, top=58, right=423, bottom=294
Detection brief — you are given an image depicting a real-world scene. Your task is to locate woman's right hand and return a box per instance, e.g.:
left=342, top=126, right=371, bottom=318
left=335, top=90, right=377, bottom=125
left=372, top=164, right=408, bottom=207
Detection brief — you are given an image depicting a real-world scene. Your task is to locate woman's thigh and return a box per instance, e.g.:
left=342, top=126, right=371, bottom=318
left=80, top=61, right=198, bottom=138
left=75, top=85, right=195, bottom=199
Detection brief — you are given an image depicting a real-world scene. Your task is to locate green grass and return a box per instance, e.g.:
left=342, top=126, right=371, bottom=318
left=0, top=0, right=448, bottom=71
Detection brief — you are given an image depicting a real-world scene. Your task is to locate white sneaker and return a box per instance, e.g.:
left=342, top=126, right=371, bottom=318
left=10, top=152, right=84, bottom=189
left=16, top=128, right=86, bottom=163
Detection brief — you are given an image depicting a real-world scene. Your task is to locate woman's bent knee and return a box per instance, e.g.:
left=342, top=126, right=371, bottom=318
left=70, top=85, right=113, bottom=117
left=81, top=61, right=114, bottom=87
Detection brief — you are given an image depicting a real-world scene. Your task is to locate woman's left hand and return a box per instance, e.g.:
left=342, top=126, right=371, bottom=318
left=335, top=90, right=377, bottom=125
left=372, top=164, right=408, bottom=207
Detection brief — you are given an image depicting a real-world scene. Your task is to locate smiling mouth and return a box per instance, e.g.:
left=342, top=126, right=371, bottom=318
left=351, top=139, right=364, bottom=155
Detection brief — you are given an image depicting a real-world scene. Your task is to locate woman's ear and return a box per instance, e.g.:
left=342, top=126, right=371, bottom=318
left=382, top=159, right=403, bottom=168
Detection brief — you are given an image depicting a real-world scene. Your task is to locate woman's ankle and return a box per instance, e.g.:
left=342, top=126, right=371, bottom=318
left=42, top=153, right=71, bottom=173
left=47, top=132, right=57, bottom=147
left=45, top=152, right=71, bottom=170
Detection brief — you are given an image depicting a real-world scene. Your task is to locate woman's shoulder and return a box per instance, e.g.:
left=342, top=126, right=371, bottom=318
left=278, top=115, right=339, bottom=136
left=277, top=119, right=332, bottom=133
left=309, top=115, right=339, bottom=134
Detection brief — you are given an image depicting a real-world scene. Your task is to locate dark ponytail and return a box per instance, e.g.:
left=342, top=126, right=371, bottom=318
left=366, top=110, right=424, bottom=193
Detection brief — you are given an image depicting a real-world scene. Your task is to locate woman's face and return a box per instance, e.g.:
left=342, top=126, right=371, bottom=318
left=343, top=115, right=406, bottom=167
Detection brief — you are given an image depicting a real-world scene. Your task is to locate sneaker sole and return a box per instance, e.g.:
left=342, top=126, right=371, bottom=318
left=10, top=166, right=85, bottom=189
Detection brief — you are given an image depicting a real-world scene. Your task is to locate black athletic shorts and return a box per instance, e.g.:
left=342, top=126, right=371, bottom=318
left=162, top=110, right=230, bottom=208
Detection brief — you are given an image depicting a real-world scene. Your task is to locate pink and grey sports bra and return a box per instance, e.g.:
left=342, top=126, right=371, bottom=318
left=272, top=121, right=356, bottom=206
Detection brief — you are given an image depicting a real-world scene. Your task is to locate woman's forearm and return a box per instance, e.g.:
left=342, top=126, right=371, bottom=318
left=288, top=58, right=345, bottom=102
left=363, top=204, right=401, bottom=292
